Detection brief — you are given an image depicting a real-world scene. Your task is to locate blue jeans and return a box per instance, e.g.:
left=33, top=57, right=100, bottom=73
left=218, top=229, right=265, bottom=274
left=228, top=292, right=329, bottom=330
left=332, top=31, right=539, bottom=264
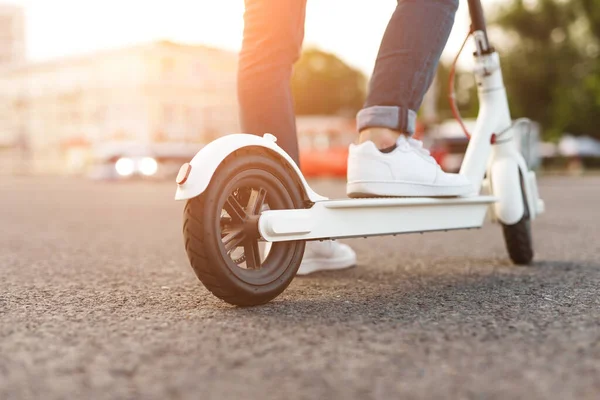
left=238, top=0, right=459, bottom=165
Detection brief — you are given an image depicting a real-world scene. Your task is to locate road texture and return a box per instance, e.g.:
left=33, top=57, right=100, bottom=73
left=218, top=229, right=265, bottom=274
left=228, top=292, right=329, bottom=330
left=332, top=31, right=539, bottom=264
left=1, top=175, right=599, bottom=400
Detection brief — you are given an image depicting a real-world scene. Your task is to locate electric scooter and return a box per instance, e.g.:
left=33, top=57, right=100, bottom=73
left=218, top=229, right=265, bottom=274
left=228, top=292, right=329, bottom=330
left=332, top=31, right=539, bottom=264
left=174, top=0, right=545, bottom=306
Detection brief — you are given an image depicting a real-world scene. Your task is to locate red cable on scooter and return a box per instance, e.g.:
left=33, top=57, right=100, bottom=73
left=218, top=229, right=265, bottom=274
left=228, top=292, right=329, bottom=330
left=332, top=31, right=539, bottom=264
left=448, top=30, right=474, bottom=140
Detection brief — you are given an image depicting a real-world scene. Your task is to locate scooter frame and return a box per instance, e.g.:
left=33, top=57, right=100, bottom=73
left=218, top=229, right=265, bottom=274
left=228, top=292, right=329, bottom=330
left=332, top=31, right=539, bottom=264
left=174, top=0, right=546, bottom=306
left=175, top=2, right=544, bottom=243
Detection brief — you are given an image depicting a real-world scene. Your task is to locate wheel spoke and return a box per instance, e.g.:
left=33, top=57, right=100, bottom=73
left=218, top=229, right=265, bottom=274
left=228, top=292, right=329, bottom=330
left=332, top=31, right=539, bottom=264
left=222, top=227, right=245, bottom=252
left=224, top=195, right=247, bottom=223
left=247, top=188, right=267, bottom=215
left=220, top=212, right=232, bottom=225
left=244, top=239, right=261, bottom=270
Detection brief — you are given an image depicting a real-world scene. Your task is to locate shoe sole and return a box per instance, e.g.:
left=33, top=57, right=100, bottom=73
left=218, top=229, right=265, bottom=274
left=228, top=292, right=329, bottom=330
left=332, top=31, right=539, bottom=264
left=346, top=180, right=473, bottom=198
left=297, top=256, right=357, bottom=276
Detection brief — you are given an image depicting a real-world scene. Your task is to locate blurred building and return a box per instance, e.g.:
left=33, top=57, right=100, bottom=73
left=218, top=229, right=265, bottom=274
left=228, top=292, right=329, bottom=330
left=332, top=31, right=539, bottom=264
left=0, top=41, right=239, bottom=175
left=0, top=4, right=26, bottom=66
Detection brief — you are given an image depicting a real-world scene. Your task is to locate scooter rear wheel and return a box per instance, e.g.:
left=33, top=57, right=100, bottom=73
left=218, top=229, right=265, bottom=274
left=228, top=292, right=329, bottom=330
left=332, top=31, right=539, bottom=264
left=183, top=147, right=306, bottom=306
left=501, top=180, right=534, bottom=265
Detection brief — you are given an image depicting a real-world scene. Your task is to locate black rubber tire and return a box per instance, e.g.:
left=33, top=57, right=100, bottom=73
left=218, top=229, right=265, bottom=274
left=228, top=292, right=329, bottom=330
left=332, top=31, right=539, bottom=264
left=502, top=215, right=533, bottom=265
left=183, top=147, right=306, bottom=306
left=501, top=180, right=534, bottom=265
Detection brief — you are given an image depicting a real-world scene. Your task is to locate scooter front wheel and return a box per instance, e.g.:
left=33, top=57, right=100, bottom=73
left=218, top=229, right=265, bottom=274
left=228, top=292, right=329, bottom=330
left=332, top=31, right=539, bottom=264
left=501, top=182, right=534, bottom=265
left=183, top=148, right=306, bottom=306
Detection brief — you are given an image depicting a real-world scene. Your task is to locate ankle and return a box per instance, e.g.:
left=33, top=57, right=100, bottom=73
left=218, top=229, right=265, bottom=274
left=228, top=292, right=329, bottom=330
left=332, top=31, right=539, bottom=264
left=358, top=128, right=402, bottom=150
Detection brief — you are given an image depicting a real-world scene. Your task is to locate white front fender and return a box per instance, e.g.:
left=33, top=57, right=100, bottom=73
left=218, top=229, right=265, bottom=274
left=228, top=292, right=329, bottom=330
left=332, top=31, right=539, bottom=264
left=174, top=133, right=328, bottom=202
left=490, top=157, right=525, bottom=225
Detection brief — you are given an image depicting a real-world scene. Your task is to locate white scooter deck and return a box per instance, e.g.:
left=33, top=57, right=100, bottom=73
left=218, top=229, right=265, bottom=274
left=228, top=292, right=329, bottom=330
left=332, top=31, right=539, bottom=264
left=259, top=195, right=496, bottom=242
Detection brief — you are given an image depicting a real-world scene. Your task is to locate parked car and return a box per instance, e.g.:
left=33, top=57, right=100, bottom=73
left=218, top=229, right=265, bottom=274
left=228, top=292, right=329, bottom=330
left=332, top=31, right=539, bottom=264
left=299, top=146, right=348, bottom=178
left=426, top=118, right=541, bottom=173
left=88, top=142, right=203, bottom=181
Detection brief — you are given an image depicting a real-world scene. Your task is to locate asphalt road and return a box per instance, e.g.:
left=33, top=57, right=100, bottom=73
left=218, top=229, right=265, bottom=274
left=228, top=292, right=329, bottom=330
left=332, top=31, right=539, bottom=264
left=1, top=175, right=599, bottom=400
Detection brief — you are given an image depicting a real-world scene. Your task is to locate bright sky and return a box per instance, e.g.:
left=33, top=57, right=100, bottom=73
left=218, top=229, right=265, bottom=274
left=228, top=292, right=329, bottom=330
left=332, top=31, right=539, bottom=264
left=5, top=0, right=500, bottom=75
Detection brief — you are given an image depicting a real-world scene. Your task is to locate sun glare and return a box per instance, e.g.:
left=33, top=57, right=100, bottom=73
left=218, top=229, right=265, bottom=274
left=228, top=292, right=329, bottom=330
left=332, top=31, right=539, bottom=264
left=9, top=0, right=499, bottom=75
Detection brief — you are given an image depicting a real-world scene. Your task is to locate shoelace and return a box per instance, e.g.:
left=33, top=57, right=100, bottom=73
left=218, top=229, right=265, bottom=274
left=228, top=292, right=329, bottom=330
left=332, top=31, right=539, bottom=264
left=397, top=136, right=435, bottom=161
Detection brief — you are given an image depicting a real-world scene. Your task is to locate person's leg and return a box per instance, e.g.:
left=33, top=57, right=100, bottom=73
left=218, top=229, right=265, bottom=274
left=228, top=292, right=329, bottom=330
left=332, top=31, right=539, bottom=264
left=358, top=0, right=460, bottom=148
left=238, top=0, right=306, bottom=165
left=238, top=0, right=357, bottom=275
left=347, top=0, right=472, bottom=198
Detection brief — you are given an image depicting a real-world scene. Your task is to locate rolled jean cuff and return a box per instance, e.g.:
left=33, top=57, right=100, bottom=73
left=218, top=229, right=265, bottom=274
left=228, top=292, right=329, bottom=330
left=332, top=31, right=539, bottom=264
left=356, top=106, right=417, bottom=136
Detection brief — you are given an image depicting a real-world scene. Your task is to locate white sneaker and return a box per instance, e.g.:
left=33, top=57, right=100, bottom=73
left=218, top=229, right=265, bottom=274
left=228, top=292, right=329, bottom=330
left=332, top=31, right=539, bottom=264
left=346, top=136, right=473, bottom=198
left=297, top=240, right=357, bottom=276
left=261, top=240, right=357, bottom=276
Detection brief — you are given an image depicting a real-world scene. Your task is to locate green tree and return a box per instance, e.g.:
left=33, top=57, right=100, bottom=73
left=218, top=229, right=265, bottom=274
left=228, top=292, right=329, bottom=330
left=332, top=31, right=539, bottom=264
left=492, top=0, right=600, bottom=140
left=292, top=49, right=366, bottom=116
